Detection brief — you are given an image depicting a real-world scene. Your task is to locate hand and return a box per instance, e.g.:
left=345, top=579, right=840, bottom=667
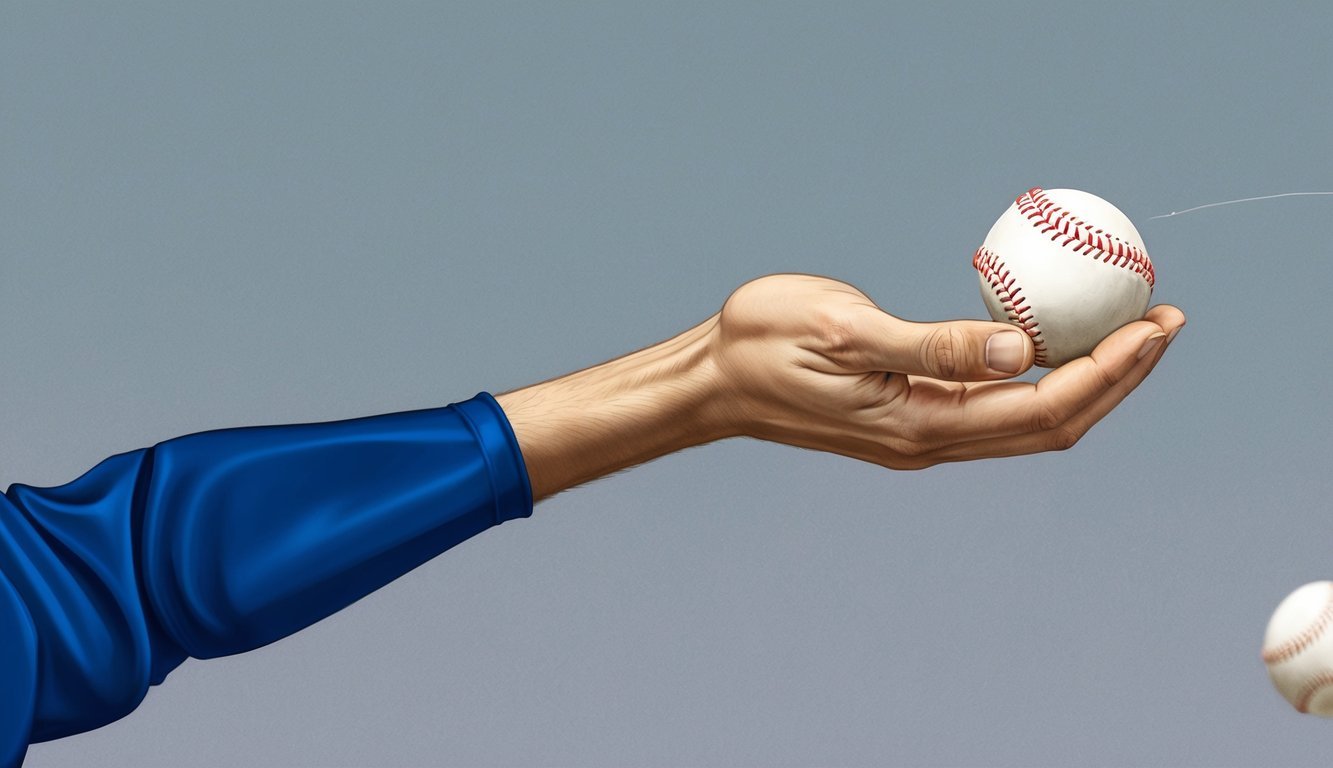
left=709, top=273, right=1185, bottom=469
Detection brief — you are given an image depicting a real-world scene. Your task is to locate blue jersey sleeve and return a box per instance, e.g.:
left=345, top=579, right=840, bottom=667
left=0, top=392, right=532, bottom=767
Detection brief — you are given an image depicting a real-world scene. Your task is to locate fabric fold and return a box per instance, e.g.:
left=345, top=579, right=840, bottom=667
left=0, top=392, right=532, bottom=765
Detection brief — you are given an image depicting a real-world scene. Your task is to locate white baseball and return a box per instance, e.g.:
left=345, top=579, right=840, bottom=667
left=1263, top=581, right=1333, bottom=716
left=972, top=187, right=1155, bottom=368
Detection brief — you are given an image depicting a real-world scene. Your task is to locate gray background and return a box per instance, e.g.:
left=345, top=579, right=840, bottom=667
left=3, top=2, right=1331, bottom=766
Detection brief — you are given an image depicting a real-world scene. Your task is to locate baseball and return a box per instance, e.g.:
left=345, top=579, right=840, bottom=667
left=1263, top=581, right=1333, bottom=716
left=972, top=187, right=1155, bottom=368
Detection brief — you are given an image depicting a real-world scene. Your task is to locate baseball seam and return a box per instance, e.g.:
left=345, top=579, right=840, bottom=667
left=973, top=246, right=1049, bottom=366
left=1016, top=187, right=1156, bottom=288
left=1297, top=672, right=1333, bottom=713
left=1262, top=584, right=1333, bottom=665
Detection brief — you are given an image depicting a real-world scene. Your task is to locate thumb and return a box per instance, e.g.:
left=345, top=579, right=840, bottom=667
left=852, top=311, right=1035, bottom=381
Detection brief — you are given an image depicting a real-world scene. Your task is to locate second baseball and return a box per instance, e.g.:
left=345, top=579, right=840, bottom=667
left=973, top=187, right=1155, bottom=368
left=1263, top=581, right=1333, bottom=717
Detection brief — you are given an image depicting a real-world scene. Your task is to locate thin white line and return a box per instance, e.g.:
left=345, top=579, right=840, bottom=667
left=1149, top=192, right=1333, bottom=220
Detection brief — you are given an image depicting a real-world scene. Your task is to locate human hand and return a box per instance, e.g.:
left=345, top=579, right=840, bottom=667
left=709, top=273, right=1185, bottom=469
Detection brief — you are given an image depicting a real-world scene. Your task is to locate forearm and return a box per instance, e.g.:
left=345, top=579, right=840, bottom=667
left=496, top=314, right=732, bottom=502
left=0, top=395, right=532, bottom=758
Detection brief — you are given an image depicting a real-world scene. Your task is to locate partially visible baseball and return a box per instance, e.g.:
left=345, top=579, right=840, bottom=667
left=1263, top=581, right=1333, bottom=717
left=973, top=187, right=1155, bottom=368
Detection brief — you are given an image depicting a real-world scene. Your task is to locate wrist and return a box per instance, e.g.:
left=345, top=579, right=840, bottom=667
left=494, top=315, right=733, bottom=501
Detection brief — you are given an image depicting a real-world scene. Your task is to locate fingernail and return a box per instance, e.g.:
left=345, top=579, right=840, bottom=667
left=1137, top=332, right=1167, bottom=360
left=986, top=330, right=1025, bottom=374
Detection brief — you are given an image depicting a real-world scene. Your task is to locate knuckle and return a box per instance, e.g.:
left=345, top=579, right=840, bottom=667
left=817, top=311, right=859, bottom=356
left=1093, top=363, right=1120, bottom=391
left=892, top=418, right=926, bottom=446
left=1032, top=399, right=1068, bottom=432
left=1048, top=424, right=1084, bottom=452
left=882, top=435, right=925, bottom=459
left=921, top=327, right=963, bottom=379
left=896, top=440, right=925, bottom=458
left=881, top=445, right=933, bottom=470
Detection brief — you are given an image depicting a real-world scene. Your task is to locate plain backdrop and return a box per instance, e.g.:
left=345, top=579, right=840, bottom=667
left=3, top=2, right=1332, bottom=766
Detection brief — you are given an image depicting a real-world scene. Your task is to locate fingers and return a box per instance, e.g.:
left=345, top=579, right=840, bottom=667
left=1141, top=304, right=1188, bottom=335
left=915, top=305, right=1186, bottom=463
left=896, top=306, right=1185, bottom=445
left=843, top=306, right=1036, bottom=381
left=906, top=314, right=1167, bottom=440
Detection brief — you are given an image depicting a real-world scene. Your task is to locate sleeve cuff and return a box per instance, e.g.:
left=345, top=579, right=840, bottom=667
left=452, top=392, right=534, bottom=524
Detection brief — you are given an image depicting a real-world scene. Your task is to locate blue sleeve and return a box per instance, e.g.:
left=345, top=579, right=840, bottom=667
left=0, top=392, right=532, bottom=767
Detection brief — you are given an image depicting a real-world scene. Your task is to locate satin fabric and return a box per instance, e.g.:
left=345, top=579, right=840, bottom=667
left=0, top=392, right=531, bottom=766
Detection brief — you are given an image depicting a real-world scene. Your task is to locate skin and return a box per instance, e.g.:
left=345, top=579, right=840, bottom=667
left=496, top=273, right=1186, bottom=502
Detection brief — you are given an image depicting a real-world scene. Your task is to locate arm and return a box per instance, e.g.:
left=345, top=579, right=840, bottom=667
left=2, top=272, right=1184, bottom=766
left=495, top=316, right=731, bottom=503
left=0, top=395, right=531, bottom=766
left=498, top=273, right=1185, bottom=498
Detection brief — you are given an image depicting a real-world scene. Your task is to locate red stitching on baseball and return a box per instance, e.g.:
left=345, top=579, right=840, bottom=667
left=1262, top=584, right=1333, bottom=665
left=1016, top=187, right=1156, bottom=288
left=973, top=246, right=1048, bottom=366
left=1297, top=672, right=1333, bottom=713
